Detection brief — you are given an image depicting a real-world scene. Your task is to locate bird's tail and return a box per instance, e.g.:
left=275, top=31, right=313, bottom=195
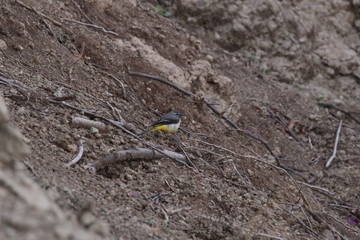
left=137, top=129, right=150, bottom=137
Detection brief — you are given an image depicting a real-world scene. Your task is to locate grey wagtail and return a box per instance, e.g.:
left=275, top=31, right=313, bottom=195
left=138, top=111, right=182, bottom=137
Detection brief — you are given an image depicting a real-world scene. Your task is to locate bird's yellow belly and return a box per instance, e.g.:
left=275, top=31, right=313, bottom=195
left=151, top=121, right=180, bottom=133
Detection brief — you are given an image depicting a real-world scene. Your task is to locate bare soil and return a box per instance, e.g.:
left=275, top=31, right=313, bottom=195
left=0, top=0, right=359, bottom=239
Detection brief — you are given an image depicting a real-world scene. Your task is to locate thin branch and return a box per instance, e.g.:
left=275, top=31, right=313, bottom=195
left=238, top=129, right=282, bottom=167
left=267, top=108, right=303, bottom=146
left=100, top=70, right=126, bottom=98
left=325, top=120, right=343, bottom=168
left=282, top=207, right=319, bottom=237
left=64, top=140, right=84, bottom=167
left=300, top=205, right=313, bottom=230
left=179, top=143, right=199, bottom=172
left=318, top=102, right=360, bottom=125
left=61, top=18, right=118, bottom=36
left=70, top=0, right=94, bottom=24
left=15, top=0, right=62, bottom=26
left=0, top=76, right=44, bottom=96
left=145, top=192, right=171, bottom=200
left=51, top=95, right=77, bottom=102
left=327, top=224, right=349, bottom=240
left=325, top=211, right=360, bottom=234
left=160, top=205, right=169, bottom=222
left=298, top=181, right=335, bottom=195
left=85, top=148, right=187, bottom=171
left=186, top=145, right=225, bottom=157
left=104, top=101, right=125, bottom=122
left=194, top=139, right=238, bottom=155
left=329, top=203, right=357, bottom=211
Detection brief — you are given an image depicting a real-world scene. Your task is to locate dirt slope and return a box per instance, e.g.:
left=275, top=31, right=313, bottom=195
left=0, top=0, right=359, bottom=239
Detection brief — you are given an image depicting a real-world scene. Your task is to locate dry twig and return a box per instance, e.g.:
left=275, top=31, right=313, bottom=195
left=267, top=107, right=303, bottom=145
left=318, top=102, right=360, bottom=125
left=61, top=18, right=118, bottom=36
left=100, top=71, right=127, bottom=98
left=0, top=76, right=44, bottom=96
left=64, top=140, right=84, bottom=167
left=325, top=120, right=343, bottom=168
left=51, top=95, right=77, bottom=102
left=298, top=181, right=335, bottom=195
left=282, top=207, right=319, bottom=238
left=145, top=192, right=171, bottom=201
left=85, top=148, right=187, bottom=171
left=70, top=0, right=94, bottom=24
left=104, top=101, right=125, bottom=122
left=15, top=0, right=62, bottom=26
left=179, top=143, right=199, bottom=172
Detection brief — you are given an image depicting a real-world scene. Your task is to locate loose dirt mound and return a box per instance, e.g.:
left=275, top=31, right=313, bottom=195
left=0, top=0, right=359, bottom=239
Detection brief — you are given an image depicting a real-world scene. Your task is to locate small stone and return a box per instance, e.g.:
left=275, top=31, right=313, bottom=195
left=64, top=134, right=71, bottom=140
left=228, top=4, right=238, bottom=14
left=94, top=133, right=102, bottom=138
left=124, top=173, right=133, bottom=181
left=206, top=55, right=214, bottom=62
left=299, top=37, right=307, bottom=43
left=10, top=88, right=18, bottom=94
left=13, top=44, right=24, bottom=51
left=22, top=136, right=31, bottom=143
left=79, top=211, right=96, bottom=227
left=124, top=122, right=137, bottom=132
left=16, top=107, right=28, bottom=115
left=0, top=39, right=7, bottom=50
left=247, top=169, right=254, bottom=176
left=90, top=127, right=99, bottom=134
left=129, top=138, right=139, bottom=144
left=0, top=96, right=9, bottom=123
left=89, top=221, right=109, bottom=236
left=53, top=87, right=64, bottom=97
left=29, top=122, right=40, bottom=128
left=187, top=17, right=197, bottom=23
left=67, top=144, right=77, bottom=153
left=308, top=114, right=320, bottom=121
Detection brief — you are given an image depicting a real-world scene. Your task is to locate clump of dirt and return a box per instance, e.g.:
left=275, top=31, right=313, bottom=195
left=0, top=0, right=359, bottom=239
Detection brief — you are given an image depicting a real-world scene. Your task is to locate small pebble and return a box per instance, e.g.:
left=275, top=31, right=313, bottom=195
left=67, top=144, right=77, bottom=153
left=0, top=39, right=7, bottom=50
left=90, top=127, right=99, bottom=134
left=129, top=138, right=139, bottom=144
left=247, top=169, right=254, bottom=176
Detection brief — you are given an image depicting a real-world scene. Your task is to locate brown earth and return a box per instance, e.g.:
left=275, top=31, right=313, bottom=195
left=0, top=0, right=359, bottom=239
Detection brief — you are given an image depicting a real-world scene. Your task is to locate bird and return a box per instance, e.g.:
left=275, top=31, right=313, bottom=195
left=138, top=111, right=182, bottom=137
